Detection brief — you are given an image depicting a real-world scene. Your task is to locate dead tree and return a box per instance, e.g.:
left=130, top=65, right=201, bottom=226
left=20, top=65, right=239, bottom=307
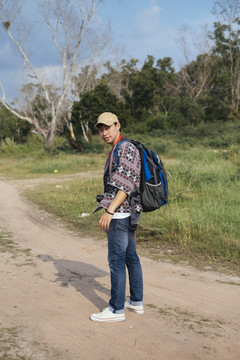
left=0, top=0, right=110, bottom=151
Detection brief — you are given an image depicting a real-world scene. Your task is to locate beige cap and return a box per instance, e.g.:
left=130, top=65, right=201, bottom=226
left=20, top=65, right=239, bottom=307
left=94, top=112, right=119, bottom=129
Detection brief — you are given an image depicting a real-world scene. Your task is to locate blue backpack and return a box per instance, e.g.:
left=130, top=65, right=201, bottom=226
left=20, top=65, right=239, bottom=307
left=114, top=139, right=168, bottom=232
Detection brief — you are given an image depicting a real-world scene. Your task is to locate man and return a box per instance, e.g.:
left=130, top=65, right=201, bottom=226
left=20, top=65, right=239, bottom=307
left=90, top=112, right=144, bottom=322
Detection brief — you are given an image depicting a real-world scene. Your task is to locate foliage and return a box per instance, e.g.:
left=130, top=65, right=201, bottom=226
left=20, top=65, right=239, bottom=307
left=0, top=104, right=31, bottom=142
left=0, top=137, right=17, bottom=154
left=68, top=5, right=240, bottom=137
left=70, top=39, right=240, bottom=141
left=70, top=82, right=133, bottom=136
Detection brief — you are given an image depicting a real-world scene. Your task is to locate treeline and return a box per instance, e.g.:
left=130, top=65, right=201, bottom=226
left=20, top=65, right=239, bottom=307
left=1, top=19, right=240, bottom=148
left=67, top=20, right=240, bottom=146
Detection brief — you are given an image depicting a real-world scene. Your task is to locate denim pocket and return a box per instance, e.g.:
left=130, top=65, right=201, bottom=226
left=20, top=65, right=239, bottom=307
left=108, top=217, right=131, bottom=233
left=115, top=217, right=131, bottom=232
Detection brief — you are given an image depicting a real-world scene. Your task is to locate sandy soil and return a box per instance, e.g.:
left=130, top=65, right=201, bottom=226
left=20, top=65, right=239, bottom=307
left=0, top=177, right=239, bottom=360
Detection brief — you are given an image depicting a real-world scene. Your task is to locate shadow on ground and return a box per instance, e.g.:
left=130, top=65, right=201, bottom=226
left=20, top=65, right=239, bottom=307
left=38, top=254, right=110, bottom=310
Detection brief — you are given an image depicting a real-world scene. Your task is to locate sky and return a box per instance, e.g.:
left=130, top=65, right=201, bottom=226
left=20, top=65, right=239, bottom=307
left=0, top=0, right=215, bottom=101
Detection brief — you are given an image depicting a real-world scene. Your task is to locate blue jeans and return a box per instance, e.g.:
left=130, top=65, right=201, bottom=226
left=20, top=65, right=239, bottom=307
left=107, top=214, right=143, bottom=314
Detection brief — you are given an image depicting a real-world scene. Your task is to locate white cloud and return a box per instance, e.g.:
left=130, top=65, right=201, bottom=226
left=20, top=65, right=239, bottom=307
left=135, top=3, right=162, bottom=36
left=35, top=65, right=63, bottom=85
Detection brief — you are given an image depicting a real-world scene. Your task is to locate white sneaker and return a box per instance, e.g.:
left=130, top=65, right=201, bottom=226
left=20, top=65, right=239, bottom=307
left=90, top=307, right=125, bottom=322
left=125, top=299, right=144, bottom=314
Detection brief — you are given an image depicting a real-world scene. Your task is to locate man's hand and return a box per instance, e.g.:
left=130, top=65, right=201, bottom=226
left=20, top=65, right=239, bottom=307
left=98, top=211, right=113, bottom=232
left=98, top=190, right=127, bottom=232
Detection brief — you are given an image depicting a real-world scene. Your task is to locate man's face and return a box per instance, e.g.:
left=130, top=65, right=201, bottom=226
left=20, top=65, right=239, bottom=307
left=97, top=122, right=121, bottom=146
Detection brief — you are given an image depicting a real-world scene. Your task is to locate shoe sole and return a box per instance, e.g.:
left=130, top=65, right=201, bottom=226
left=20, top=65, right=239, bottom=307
left=125, top=307, right=144, bottom=315
left=90, top=315, right=125, bottom=322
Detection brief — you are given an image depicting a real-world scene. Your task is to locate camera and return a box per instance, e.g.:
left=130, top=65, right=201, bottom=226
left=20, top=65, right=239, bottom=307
left=96, top=195, right=104, bottom=203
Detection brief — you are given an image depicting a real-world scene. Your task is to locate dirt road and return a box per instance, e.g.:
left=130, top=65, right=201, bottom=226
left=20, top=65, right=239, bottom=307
left=0, top=178, right=239, bottom=360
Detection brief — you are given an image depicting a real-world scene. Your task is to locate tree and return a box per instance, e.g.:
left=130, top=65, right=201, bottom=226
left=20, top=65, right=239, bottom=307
left=211, top=0, right=240, bottom=115
left=177, top=25, right=215, bottom=101
left=211, top=20, right=240, bottom=115
left=71, top=64, right=101, bottom=142
left=121, top=55, right=177, bottom=129
left=0, top=0, right=110, bottom=151
left=212, top=0, right=240, bottom=23
left=70, top=82, right=131, bottom=144
left=129, top=55, right=158, bottom=119
left=101, top=57, right=137, bottom=101
left=72, top=65, right=100, bottom=99
left=114, top=58, right=139, bottom=114
left=177, top=53, right=216, bottom=101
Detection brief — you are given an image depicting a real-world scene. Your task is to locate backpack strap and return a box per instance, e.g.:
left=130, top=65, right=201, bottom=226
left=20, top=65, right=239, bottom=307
left=129, top=187, right=141, bottom=240
left=113, top=138, right=131, bottom=164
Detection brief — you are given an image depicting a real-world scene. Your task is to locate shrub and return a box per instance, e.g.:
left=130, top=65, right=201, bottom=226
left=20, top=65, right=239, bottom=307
left=0, top=137, right=17, bottom=153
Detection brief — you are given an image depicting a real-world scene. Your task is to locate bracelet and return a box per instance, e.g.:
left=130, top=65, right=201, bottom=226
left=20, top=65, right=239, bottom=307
left=105, top=209, right=114, bottom=215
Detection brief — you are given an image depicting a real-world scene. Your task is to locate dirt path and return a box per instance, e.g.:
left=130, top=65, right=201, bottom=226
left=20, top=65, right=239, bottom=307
left=0, top=178, right=240, bottom=360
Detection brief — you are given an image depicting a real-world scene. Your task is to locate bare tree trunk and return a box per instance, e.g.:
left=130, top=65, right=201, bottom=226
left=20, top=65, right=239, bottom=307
left=80, top=120, right=89, bottom=143
left=68, top=122, right=76, bottom=141
left=63, top=110, right=77, bottom=141
left=0, top=0, right=111, bottom=151
left=44, top=130, right=55, bottom=152
left=212, top=0, right=240, bottom=113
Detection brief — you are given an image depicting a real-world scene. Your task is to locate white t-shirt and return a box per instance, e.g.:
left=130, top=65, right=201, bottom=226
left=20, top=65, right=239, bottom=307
left=112, top=212, right=131, bottom=220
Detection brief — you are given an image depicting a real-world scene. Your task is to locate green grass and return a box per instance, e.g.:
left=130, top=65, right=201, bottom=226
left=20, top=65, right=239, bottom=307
left=139, top=146, right=240, bottom=264
left=24, top=145, right=240, bottom=269
left=0, top=148, right=106, bottom=178
left=0, top=231, right=32, bottom=261
left=0, top=232, right=16, bottom=253
left=25, top=178, right=104, bottom=239
left=0, top=134, right=106, bottom=178
left=1, top=122, right=240, bottom=271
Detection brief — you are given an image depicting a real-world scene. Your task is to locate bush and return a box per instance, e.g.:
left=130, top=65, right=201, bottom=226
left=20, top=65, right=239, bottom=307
left=0, top=137, right=17, bottom=153
left=26, top=134, right=44, bottom=146
left=146, top=113, right=168, bottom=131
